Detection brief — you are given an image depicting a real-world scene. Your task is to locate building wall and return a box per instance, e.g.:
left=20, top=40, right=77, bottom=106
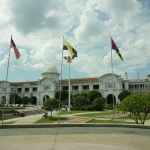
left=1, top=71, right=150, bottom=105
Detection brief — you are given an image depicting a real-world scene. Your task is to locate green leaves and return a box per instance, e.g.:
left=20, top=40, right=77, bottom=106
left=118, top=91, right=150, bottom=124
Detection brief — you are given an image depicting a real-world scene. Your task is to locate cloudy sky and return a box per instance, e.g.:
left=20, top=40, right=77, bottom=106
left=0, top=0, right=150, bottom=82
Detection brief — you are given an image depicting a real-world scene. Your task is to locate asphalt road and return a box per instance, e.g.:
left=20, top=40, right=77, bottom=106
left=0, top=127, right=150, bottom=150
left=0, top=127, right=150, bottom=136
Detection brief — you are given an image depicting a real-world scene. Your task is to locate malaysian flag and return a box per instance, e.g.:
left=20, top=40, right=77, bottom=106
left=10, top=36, right=21, bottom=59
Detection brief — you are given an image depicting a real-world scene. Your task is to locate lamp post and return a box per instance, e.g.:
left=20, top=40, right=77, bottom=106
left=64, top=56, right=72, bottom=113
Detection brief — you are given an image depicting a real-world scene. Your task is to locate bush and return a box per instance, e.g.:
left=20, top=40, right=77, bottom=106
left=86, top=105, right=95, bottom=111
left=104, top=104, right=113, bottom=110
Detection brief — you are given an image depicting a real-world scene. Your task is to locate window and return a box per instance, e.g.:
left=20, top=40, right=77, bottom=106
left=63, top=86, right=68, bottom=90
left=44, top=83, right=50, bottom=91
left=25, top=88, right=29, bottom=92
left=32, top=87, right=37, bottom=91
left=18, top=88, right=22, bottom=92
left=93, top=85, right=99, bottom=89
left=72, top=86, right=78, bottom=90
left=82, top=85, right=89, bottom=90
left=105, top=83, right=115, bottom=88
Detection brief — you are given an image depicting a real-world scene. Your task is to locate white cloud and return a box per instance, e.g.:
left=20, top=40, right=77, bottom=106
left=74, top=9, right=106, bottom=43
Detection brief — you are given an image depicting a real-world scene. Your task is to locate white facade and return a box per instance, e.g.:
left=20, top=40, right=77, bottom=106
left=0, top=65, right=150, bottom=105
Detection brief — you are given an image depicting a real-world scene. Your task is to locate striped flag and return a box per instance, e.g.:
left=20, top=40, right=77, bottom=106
left=63, top=39, right=77, bottom=59
left=10, top=36, right=21, bottom=59
left=111, top=37, right=123, bottom=61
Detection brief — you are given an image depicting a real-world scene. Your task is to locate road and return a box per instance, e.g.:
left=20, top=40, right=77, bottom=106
left=0, top=127, right=150, bottom=150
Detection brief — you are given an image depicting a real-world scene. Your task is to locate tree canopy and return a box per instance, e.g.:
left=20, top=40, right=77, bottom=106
left=55, top=90, right=68, bottom=101
left=118, top=91, right=150, bottom=124
left=87, top=90, right=102, bottom=104
left=73, top=96, right=89, bottom=109
left=92, top=97, right=106, bottom=111
left=118, top=90, right=131, bottom=101
left=43, top=98, right=59, bottom=118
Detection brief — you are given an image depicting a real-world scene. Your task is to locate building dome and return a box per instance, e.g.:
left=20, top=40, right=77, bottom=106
left=44, top=65, right=58, bottom=73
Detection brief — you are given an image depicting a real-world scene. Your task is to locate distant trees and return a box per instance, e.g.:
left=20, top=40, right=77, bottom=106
left=87, top=90, right=102, bottom=103
left=118, top=90, right=131, bottom=102
left=92, top=97, right=106, bottom=111
left=73, top=96, right=89, bottom=109
left=55, top=91, right=68, bottom=101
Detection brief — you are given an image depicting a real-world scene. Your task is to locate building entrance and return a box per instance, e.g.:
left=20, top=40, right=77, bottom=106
left=107, top=94, right=116, bottom=105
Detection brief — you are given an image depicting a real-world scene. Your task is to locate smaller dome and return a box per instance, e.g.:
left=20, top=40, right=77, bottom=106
left=44, top=65, right=58, bottom=73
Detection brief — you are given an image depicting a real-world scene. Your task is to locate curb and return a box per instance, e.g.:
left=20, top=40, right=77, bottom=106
left=0, top=124, right=150, bottom=129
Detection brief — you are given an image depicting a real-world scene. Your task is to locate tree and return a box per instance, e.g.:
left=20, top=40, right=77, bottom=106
left=24, top=97, right=31, bottom=104
left=73, top=96, right=89, bottom=109
left=118, top=90, right=131, bottom=102
left=87, top=90, right=102, bottom=104
left=10, top=93, right=22, bottom=104
left=55, top=91, right=68, bottom=101
left=43, top=98, right=59, bottom=118
left=92, top=97, right=106, bottom=111
left=118, top=91, right=150, bottom=124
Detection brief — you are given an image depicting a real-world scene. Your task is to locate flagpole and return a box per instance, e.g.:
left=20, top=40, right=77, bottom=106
left=2, top=41, right=11, bottom=125
left=110, top=36, right=115, bottom=124
left=58, top=37, right=64, bottom=123
left=68, top=60, right=71, bottom=113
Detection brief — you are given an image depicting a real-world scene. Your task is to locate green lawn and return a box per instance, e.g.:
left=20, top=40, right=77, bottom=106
left=34, top=116, right=68, bottom=124
left=0, top=116, right=19, bottom=120
left=2, top=122, right=15, bottom=124
left=117, top=114, right=150, bottom=120
left=86, top=119, right=136, bottom=124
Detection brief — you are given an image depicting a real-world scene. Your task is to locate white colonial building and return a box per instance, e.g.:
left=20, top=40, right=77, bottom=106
left=0, top=65, right=150, bottom=105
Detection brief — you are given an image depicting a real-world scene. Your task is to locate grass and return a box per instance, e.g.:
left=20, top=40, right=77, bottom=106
left=0, top=116, right=19, bottom=120
left=34, top=116, right=68, bottom=124
left=1, top=122, right=15, bottom=124
left=86, top=119, right=136, bottom=124
left=0, top=106, right=25, bottom=109
left=117, top=114, right=150, bottom=120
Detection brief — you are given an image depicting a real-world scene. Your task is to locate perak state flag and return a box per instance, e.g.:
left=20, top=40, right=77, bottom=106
left=111, top=37, right=123, bottom=61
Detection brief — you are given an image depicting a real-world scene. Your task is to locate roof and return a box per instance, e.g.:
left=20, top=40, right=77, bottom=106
left=61, top=77, right=99, bottom=83
left=10, top=81, right=38, bottom=85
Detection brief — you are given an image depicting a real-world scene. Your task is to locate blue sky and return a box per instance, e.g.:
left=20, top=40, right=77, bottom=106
left=0, top=0, right=150, bottom=82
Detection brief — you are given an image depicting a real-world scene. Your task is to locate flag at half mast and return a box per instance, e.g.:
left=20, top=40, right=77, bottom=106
left=63, top=39, right=77, bottom=59
left=10, top=36, right=21, bottom=59
left=111, top=37, right=123, bottom=61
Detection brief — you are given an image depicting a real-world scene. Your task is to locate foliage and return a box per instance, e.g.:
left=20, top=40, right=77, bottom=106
left=55, top=91, right=68, bottom=101
left=92, top=97, right=106, bottom=111
left=118, top=91, right=150, bottom=124
left=10, top=93, right=22, bottom=104
left=24, top=97, right=32, bottom=104
left=43, top=98, right=59, bottom=118
left=104, top=104, right=113, bottom=110
left=118, top=90, right=131, bottom=101
left=73, top=96, right=89, bottom=109
left=87, top=90, right=102, bottom=104
left=80, top=92, right=88, bottom=97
